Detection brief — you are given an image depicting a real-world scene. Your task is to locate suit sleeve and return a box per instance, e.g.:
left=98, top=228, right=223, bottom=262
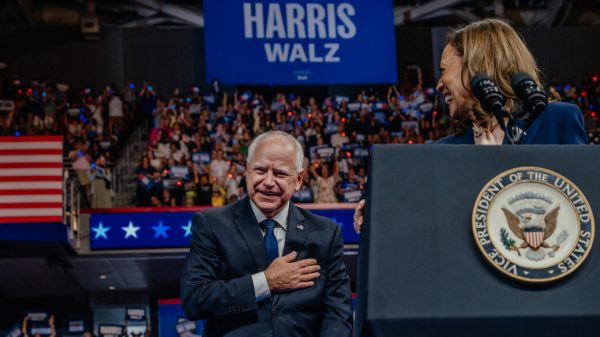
left=180, top=212, right=258, bottom=320
left=319, top=223, right=354, bottom=336
left=560, top=104, right=588, bottom=144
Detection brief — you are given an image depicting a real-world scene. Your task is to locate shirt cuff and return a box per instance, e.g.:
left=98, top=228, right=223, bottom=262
left=251, top=272, right=271, bottom=302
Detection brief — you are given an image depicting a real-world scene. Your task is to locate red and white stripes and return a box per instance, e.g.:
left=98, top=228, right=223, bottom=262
left=0, top=136, right=64, bottom=224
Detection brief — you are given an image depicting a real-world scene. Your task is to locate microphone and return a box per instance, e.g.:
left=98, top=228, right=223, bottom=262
left=470, top=74, right=507, bottom=129
left=510, top=72, right=548, bottom=122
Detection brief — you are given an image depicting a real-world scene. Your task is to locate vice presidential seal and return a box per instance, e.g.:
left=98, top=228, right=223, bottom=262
left=472, top=166, right=594, bottom=283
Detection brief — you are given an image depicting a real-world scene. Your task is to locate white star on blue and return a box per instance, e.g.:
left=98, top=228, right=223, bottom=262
left=122, top=221, right=141, bottom=239
left=331, top=217, right=344, bottom=228
left=182, top=220, right=192, bottom=238
left=152, top=221, right=170, bottom=238
left=92, top=222, right=111, bottom=239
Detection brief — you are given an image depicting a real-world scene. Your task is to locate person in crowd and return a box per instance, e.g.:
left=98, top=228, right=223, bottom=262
left=330, top=124, right=349, bottom=148
left=124, top=315, right=151, bottom=337
left=135, top=156, right=155, bottom=206
left=210, top=185, right=226, bottom=207
left=150, top=195, right=162, bottom=207
left=224, top=165, right=242, bottom=201
left=162, top=189, right=177, bottom=207
left=140, top=82, right=157, bottom=127
left=22, top=315, right=55, bottom=337
left=180, top=130, right=353, bottom=337
left=310, top=160, right=340, bottom=204
left=89, top=154, right=112, bottom=208
left=209, top=148, right=229, bottom=186
left=108, top=88, right=125, bottom=130
left=195, top=174, right=213, bottom=206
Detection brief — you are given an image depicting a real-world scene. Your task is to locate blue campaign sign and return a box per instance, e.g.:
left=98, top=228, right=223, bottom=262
left=158, top=299, right=204, bottom=337
left=204, top=0, right=397, bottom=84
left=89, top=205, right=359, bottom=250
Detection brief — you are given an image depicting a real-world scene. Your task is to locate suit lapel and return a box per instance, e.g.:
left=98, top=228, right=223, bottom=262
left=234, top=198, right=268, bottom=271
left=282, top=203, right=308, bottom=256
left=520, top=118, right=542, bottom=144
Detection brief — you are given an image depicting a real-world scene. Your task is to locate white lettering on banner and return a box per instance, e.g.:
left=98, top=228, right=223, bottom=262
left=266, top=4, right=286, bottom=38
left=244, top=2, right=356, bottom=64
left=306, top=3, right=326, bottom=38
left=324, top=43, right=340, bottom=62
left=264, top=43, right=340, bottom=63
left=337, top=3, right=356, bottom=38
left=286, top=4, right=306, bottom=38
left=244, top=3, right=356, bottom=39
left=244, top=3, right=264, bottom=38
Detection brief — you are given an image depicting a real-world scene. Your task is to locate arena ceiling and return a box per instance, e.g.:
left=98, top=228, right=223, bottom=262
left=0, top=0, right=598, bottom=31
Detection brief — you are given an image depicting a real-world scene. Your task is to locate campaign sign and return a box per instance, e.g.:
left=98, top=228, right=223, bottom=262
left=174, top=321, right=196, bottom=334
left=191, top=152, right=210, bottom=165
left=170, top=166, right=189, bottom=179
left=68, top=321, right=84, bottom=333
left=0, top=100, right=14, bottom=112
left=126, top=308, right=146, bottom=322
left=204, top=0, right=397, bottom=84
left=98, top=325, right=125, bottom=337
left=27, top=313, right=47, bottom=322
left=309, top=145, right=335, bottom=162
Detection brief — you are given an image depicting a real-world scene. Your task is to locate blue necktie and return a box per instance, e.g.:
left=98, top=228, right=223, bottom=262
left=261, top=219, right=279, bottom=264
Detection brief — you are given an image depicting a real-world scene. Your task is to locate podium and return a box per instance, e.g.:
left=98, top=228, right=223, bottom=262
left=356, top=145, right=600, bottom=337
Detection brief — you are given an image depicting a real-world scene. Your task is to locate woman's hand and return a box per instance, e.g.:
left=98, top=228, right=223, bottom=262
left=353, top=199, right=366, bottom=234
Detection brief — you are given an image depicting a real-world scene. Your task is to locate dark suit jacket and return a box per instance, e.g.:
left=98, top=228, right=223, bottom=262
left=436, top=102, right=588, bottom=144
left=180, top=197, right=353, bottom=337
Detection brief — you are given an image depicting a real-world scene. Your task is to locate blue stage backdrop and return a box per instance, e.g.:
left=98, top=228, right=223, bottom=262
left=89, top=205, right=359, bottom=250
left=203, top=0, right=397, bottom=84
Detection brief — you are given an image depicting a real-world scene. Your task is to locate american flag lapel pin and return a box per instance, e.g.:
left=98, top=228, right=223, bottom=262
left=296, top=224, right=304, bottom=231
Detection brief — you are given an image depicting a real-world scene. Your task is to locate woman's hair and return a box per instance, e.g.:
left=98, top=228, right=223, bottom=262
left=446, top=18, right=558, bottom=128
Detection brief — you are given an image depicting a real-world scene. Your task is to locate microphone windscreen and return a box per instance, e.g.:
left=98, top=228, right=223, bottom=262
left=510, top=72, right=531, bottom=95
left=470, top=74, right=488, bottom=95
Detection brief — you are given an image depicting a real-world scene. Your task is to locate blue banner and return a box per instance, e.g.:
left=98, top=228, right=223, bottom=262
left=204, top=0, right=397, bottom=84
left=157, top=300, right=204, bottom=337
left=90, top=206, right=359, bottom=250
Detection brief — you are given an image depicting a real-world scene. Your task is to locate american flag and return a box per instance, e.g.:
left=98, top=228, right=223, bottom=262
left=0, top=136, right=64, bottom=224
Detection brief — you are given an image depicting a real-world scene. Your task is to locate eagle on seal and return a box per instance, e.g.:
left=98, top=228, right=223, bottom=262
left=502, top=205, right=560, bottom=253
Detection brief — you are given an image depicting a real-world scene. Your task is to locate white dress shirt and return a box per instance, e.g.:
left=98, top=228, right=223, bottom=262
left=249, top=200, right=290, bottom=302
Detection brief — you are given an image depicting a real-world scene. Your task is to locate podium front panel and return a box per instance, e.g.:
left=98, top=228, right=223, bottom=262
left=357, top=145, right=600, bottom=337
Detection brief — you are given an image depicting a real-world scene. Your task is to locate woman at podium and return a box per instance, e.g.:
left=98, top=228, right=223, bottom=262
left=353, top=18, right=588, bottom=233
left=434, top=18, right=586, bottom=145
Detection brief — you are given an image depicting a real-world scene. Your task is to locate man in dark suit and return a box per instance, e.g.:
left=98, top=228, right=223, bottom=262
left=181, top=131, right=353, bottom=337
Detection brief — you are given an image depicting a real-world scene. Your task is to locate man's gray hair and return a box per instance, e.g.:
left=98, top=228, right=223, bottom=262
left=247, top=130, right=304, bottom=172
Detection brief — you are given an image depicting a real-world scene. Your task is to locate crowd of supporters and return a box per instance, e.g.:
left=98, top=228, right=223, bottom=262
left=135, top=74, right=600, bottom=207
left=1, top=72, right=598, bottom=208
left=0, top=76, right=140, bottom=207
left=133, top=80, right=451, bottom=207
left=548, top=73, right=600, bottom=142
